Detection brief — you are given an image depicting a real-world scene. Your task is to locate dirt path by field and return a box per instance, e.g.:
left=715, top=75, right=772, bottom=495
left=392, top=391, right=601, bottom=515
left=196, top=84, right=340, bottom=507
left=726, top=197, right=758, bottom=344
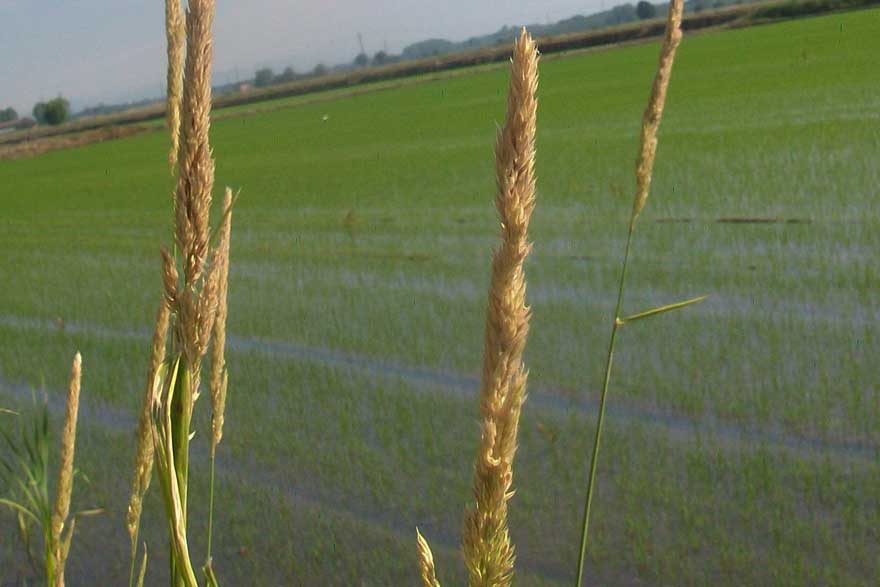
left=0, top=125, right=149, bottom=161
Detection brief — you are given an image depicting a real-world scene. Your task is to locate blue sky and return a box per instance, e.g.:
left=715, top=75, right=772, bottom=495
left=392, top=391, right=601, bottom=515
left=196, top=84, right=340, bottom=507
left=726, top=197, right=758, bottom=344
left=1, top=0, right=610, bottom=115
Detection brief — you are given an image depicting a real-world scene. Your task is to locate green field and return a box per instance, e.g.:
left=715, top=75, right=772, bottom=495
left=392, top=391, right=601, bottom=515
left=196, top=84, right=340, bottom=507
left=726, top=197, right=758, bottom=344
left=1, top=8, right=878, bottom=586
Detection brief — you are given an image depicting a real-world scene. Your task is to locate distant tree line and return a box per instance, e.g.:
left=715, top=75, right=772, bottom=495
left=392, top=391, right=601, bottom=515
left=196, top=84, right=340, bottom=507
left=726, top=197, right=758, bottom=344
left=253, top=65, right=322, bottom=88
left=76, top=97, right=159, bottom=119
left=400, top=0, right=750, bottom=59
left=0, top=107, right=17, bottom=122
left=251, top=50, right=401, bottom=89
left=637, top=1, right=658, bottom=18
left=32, top=96, right=70, bottom=126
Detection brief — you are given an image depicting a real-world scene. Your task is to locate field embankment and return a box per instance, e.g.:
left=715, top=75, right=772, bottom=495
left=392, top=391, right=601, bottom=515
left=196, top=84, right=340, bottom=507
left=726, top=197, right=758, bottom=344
left=1, top=0, right=877, bottom=159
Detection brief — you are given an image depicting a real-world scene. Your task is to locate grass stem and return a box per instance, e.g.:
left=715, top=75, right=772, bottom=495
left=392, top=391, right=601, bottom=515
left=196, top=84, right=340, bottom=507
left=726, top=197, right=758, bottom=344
left=206, top=446, right=216, bottom=570
left=574, top=218, right=635, bottom=587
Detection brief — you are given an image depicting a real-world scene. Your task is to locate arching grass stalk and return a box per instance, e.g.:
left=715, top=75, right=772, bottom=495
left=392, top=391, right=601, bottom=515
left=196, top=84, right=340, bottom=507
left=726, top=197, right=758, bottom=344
left=573, top=1, right=707, bottom=585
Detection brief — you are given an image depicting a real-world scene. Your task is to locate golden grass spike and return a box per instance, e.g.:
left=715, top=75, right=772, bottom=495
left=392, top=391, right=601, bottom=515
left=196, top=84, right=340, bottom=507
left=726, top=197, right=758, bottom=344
left=51, top=352, right=82, bottom=587
left=462, top=28, right=538, bottom=587
left=209, top=187, right=233, bottom=449
left=165, top=0, right=185, bottom=174
left=631, top=0, right=684, bottom=220
left=416, top=529, right=442, bottom=587
left=126, top=298, right=171, bottom=547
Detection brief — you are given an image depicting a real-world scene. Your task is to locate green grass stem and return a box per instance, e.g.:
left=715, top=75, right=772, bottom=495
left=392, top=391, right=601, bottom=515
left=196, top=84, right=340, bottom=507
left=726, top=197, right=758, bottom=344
left=575, top=218, right=635, bottom=587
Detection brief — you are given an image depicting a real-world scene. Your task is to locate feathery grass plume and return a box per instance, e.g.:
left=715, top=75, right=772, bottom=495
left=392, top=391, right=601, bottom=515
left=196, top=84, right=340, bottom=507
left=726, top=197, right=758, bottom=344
left=416, top=528, right=441, bottom=587
left=126, top=298, right=170, bottom=578
left=165, top=0, right=185, bottom=173
left=49, top=352, right=81, bottom=587
left=415, top=28, right=539, bottom=587
left=175, top=0, right=215, bottom=287
left=173, top=0, right=218, bottom=386
left=417, top=28, right=538, bottom=587
left=145, top=0, right=225, bottom=585
left=574, top=1, right=700, bottom=585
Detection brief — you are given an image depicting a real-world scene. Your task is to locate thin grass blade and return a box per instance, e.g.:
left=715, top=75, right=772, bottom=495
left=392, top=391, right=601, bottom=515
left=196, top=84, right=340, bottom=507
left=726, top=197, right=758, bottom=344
left=618, top=295, right=709, bottom=325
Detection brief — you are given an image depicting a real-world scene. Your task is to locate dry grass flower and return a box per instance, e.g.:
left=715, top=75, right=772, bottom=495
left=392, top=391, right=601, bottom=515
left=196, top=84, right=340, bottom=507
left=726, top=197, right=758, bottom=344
left=126, top=299, right=170, bottom=548
left=209, top=187, right=233, bottom=450
left=631, top=0, right=684, bottom=220
left=418, top=28, right=538, bottom=587
left=461, top=28, right=538, bottom=587
left=416, top=528, right=442, bottom=587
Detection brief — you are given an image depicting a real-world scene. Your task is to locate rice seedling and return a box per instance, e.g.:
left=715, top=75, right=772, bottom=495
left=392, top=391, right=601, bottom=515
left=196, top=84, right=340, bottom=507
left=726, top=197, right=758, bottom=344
left=0, top=353, right=101, bottom=587
left=417, top=28, right=539, bottom=587
left=573, top=0, right=707, bottom=584
left=124, top=1, right=235, bottom=585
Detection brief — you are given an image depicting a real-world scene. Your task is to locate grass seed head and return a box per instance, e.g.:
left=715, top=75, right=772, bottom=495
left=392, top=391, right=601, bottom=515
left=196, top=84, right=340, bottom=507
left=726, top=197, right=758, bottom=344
left=174, top=0, right=217, bottom=292
left=416, top=529, right=442, bottom=587
left=462, top=27, right=538, bottom=587
left=126, top=299, right=171, bottom=544
left=51, top=352, right=82, bottom=587
left=631, top=0, right=684, bottom=220
left=165, top=0, right=185, bottom=173
left=209, top=187, right=233, bottom=449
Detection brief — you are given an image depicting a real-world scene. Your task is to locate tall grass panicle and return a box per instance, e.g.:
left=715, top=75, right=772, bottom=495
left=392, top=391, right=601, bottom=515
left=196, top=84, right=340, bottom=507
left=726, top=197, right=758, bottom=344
left=124, top=0, right=235, bottom=585
left=418, top=28, right=538, bottom=587
left=152, top=0, right=226, bottom=580
left=573, top=1, right=706, bottom=585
